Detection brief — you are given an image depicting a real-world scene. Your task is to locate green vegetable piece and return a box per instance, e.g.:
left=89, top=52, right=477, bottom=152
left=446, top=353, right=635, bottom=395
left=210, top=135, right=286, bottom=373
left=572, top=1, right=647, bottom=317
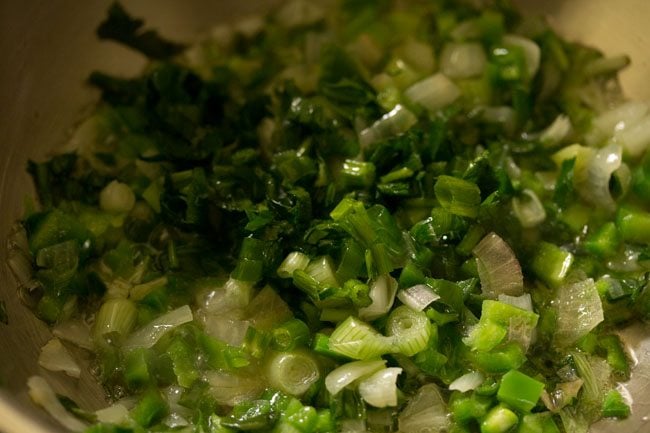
left=26, top=209, right=92, bottom=254
left=340, top=160, right=376, bottom=188
left=518, top=413, right=561, bottom=433
left=497, top=370, right=545, bottom=412
left=601, top=389, right=631, bottom=419
left=130, top=389, right=169, bottom=427
left=124, top=348, right=151, bottom=389
left=583, top=222, right=619, bottom=257
left=272, top=319, right=311, bottom=351
left=464, top=320, right=507, bottom=352
left=434, top=175, right=481, bottom=218
left=167, top=338, right=199, bottom=388
left=471, top=343, right=526, bottom=373
left=96, top=2, right=185, bottom=60
left=598, top=335, right=630, bottom=377
left=450, top=393, right=492, bottom=423
left=530, top=242, right=573, bottom=287
left=480, top=405, right=519, bottom=433
left=617, top=207, right=650, bottom=244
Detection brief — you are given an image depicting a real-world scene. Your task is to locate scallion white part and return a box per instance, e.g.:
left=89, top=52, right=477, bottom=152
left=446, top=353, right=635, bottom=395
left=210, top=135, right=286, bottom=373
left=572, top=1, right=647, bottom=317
left=359, top=104, right=417, bottom=148
left=440, top=42, right=486, bottom=79
left=397, top=284, right=440, bottom=311
left=539, top=115, right=572, bottom=148
left=398, top=383, right=450, bottom=433
left=613, top=113, right=650, bottom=158
left=99, top=180, right=136, bottom=214
left=277, top=251, right=311, bottom=278
left=358, top=367, right=403, bottom=408
left=306, top=255, right=339, bottom=287
left=123, top=305, right=194, bottom=350
left=324, top=359, right=386, bottom=396
left=449, top=371, right=485, bottom=393
left=95, top=404, right=130, bottom=425
left=554, top=279, right=604, bottom=347
left=586, top=100, right=649, bottom=146
left=38, top=338, right=81, bottom=378
left=575, top=143, right=622, bottom=212
left=473, top=232, right=524, bottom=297
left=512, top=189, right=546, bottom=228
left=503, top=34, right=540, bottom=78
left=385, top=306, right=431, bottom=356
left=359, top=274, right=398, bottom=321
left=328, top=316, right=392, bottom=359
left=93, top=297, right=138, bottom=341
left=266, top=350, right=320, bottom=397
left=404, top=73, right=460, bottom=114
left=27, top=376, right=87, bottom=432
left=204, top=371, right=266, bottom=406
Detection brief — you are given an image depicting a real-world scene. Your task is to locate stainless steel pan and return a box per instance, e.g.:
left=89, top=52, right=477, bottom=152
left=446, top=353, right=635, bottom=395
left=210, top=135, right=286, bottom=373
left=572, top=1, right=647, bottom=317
left=1, top=1, right=649, bottom=432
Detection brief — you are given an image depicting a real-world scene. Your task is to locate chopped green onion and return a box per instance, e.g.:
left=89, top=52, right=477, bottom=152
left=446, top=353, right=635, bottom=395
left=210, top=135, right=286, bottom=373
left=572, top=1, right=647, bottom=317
left=434, top=175, right=481, bottom=219
left=358, top=274, right=398, bottom=321
left=123, top=305, right=193, bottom=350
left=396, top=284, right=440, bottom=311
left=340, top=160, right=376, bottom=189
left=93, top=298, right=138, bottom=341
left=266, top=350, right=321, bottom=397
left=358, top=367, right=402, bottom=408
left=272, top=318, right=311, bottom=351
left=403, top=74, right=460, bottom=113
left=328, top=316, right=392, bottom=360
left=130, top=389, right=169, bottom=427
left=385, top=306, right=431, bottom=356
left=324, top=359, right=385, bottom=396
left=480, top=405, right=518, bottom=433
left=277, top=252, right=311, bottom=279
left=512, top=189, right=546, bottom=228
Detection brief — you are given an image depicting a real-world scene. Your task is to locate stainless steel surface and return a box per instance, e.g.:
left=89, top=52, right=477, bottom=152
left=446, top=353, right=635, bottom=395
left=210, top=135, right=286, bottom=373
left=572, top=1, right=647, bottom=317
left=0, top=1, right=649, bottom=432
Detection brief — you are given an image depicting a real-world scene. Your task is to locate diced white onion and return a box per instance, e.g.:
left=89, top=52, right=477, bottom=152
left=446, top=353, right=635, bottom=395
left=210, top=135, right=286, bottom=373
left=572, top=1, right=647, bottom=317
left=246, top=285, right=293, bottom=330
left=359, top=274, right=398, bottom=321
left=123, top=305, right=193, bottom=350
left=52, top=320, right=93, bottom=351
left=27, top=376, right=87, bottom=432
left=202, top=314, right=250, bottom=347
left=404, top=73, right=460, bottom=114
left=440, top=42, right=486, bottom=79
left=554, top=279, right=604, bottom=347
left=324, top=359, right=386, bottom=396
left=512, top=189, right=546, bottom=228
left=95, top=404, right=130, bottom=425
left=358, top=367, right=403, bottom=408
left=497, top=293, right=533, bottom=312
left=398, top=383, right=450, bottom=433
left=340, top=419, right=367, bottom=433
left=503, top=34, right=541, bottom=78
left=99, top=180, right=136, bottom=214
left=359, top=105, right=418, bottom=148
left=449, top=371, right=485, bottom=393
left=204, top=371, right=266, bottom=406
left=38, top=338, right=81, bottom=378
left=397, top=284, right=440, bottom=311
left=473, top=232, right=524, bottom=297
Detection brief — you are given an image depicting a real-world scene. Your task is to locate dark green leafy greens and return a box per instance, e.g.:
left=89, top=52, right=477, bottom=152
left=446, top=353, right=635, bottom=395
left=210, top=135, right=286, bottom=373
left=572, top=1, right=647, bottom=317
left=17, top=1, right=650, bottom=433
